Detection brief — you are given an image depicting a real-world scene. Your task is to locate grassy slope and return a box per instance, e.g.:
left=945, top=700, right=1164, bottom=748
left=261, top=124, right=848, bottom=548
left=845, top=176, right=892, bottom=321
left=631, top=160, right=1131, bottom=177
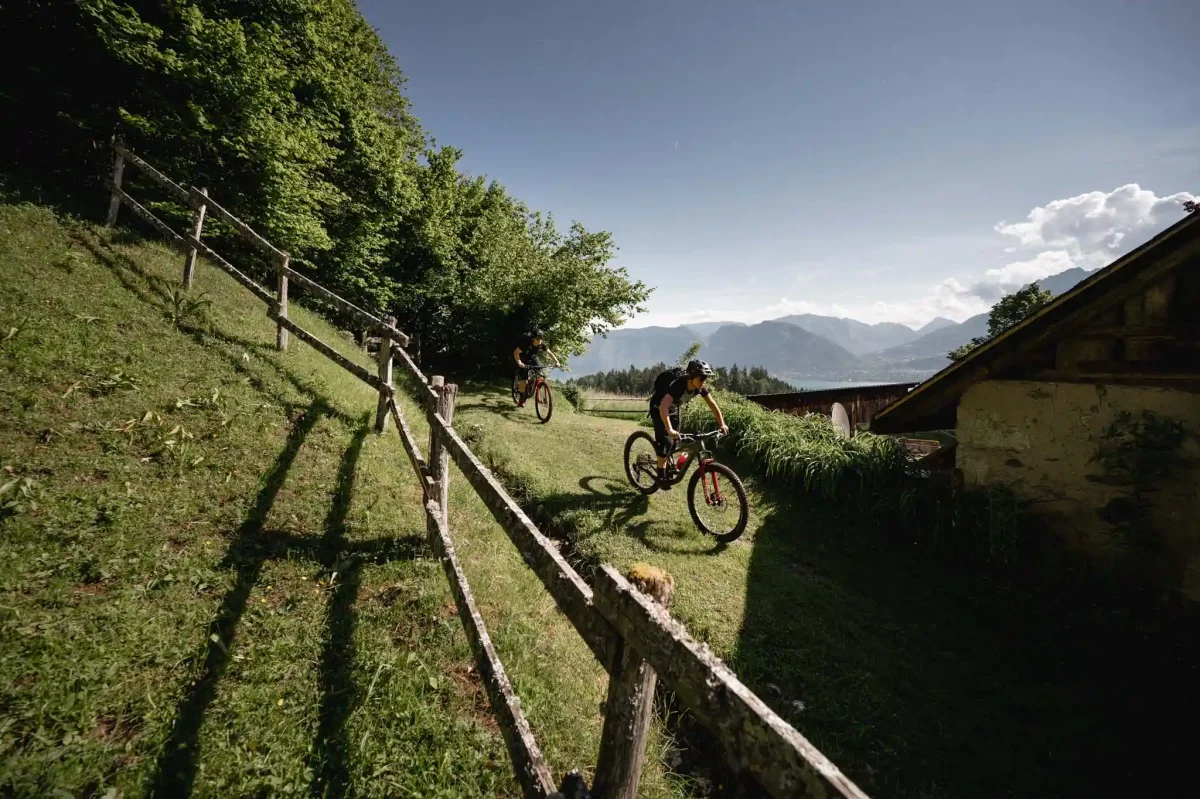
left=457, top=383, right=1183, bottom=799
left=0, top=204, right=681, bottom=798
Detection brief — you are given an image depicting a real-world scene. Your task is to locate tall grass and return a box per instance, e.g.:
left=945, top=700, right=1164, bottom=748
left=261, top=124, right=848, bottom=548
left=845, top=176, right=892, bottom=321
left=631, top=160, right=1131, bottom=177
left=682, top=392, right=909, bottom=501
left=684, top=392, right=1031, bottom=564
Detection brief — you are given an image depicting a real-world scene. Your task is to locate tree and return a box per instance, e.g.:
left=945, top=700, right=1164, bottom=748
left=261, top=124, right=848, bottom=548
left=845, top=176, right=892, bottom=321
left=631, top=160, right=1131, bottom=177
left=949, top=282, right=1054, bottom=361
left=675, top=342, right=702, bottom=367
left=1, top=1, right=649, bottom=375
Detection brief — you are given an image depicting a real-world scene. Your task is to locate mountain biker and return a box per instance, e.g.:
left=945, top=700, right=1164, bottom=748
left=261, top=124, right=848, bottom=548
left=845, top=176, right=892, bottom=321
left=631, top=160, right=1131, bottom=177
left=513, top=328, right=562, bottom=407
left=649, top=359, right=728, bottom=489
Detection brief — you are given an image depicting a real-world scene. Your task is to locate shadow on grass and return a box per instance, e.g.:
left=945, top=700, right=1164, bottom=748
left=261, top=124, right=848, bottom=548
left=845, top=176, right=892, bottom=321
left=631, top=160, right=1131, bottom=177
left=148, top=407, right=426, bottom=798
left=306, top=424, right=428, bottom=798
left=75, top=230, right=362, bottom=425
left=729, top=475, right=1200, bottom=797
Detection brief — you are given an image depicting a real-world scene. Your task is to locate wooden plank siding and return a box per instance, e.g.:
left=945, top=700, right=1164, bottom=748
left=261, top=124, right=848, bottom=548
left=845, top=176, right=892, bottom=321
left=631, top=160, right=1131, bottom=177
left=746, top=383, right=918, bottom=431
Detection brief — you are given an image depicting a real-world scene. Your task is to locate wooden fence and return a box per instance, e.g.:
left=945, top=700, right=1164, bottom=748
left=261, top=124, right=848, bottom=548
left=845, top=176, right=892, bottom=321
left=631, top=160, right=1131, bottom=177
left=104, top=141, right=871, bottom=799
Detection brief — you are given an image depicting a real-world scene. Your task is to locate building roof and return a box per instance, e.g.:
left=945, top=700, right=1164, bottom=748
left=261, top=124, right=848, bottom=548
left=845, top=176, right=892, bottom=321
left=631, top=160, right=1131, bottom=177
left=871, top=207, right=1200, bottom=434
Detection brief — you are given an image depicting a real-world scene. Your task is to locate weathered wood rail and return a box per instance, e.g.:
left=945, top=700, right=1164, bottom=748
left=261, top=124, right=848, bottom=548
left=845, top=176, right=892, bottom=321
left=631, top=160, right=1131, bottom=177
left=104, top=141, right=871, bottom=799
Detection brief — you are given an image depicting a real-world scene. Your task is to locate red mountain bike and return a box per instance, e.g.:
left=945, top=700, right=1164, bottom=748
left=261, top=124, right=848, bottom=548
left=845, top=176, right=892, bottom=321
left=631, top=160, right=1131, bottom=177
left=623, top=429, right=749, bottom=542
left=512, top=365, right=554, bottom=423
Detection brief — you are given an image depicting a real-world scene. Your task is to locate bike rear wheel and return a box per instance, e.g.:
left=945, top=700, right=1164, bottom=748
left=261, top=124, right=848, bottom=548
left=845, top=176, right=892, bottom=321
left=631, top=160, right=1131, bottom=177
left=511, top=373, right=522, bottom=405
left=687, top=461, right=749, bottom=542
left=534, top=380, right=553, bottom=423
left=623, top=431, right=661, bottom=495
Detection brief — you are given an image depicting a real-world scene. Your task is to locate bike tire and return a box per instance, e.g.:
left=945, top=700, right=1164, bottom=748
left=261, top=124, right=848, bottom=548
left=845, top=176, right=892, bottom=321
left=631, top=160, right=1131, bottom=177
left=535, top=381, right=553, bottom=423
left=511, top=373, right=521, bottom=405
left=623, top=431, right=660, bottom=495
left=687, top=462, right=749, bottom=542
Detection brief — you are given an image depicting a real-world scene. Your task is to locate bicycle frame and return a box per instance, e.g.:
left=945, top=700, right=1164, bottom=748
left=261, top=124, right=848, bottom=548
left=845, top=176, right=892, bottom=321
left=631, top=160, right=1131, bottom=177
left=667, top=434, right=721, bottom=492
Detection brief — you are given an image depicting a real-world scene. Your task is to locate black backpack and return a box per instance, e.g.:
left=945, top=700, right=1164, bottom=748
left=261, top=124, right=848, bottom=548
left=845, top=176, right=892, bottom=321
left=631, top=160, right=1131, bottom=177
left=653, top=367, right=686, bottom=399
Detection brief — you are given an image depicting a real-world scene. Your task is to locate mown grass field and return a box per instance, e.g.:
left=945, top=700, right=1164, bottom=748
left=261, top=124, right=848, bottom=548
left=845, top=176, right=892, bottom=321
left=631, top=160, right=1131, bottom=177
left=0, top=203, right=684, bottom=798
left=457, top=380, right=1196, bottom=799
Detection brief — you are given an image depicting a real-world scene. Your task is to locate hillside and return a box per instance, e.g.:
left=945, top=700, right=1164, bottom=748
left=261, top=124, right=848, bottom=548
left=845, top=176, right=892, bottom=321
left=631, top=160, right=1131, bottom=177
left=0, top=204, right=679, bottom=798
left=704, top=320, right=862, bottom=374
left=566, top=325, right=702, bottom=373
left=865, top=312, right=989, bottom=365
left=915, top=316, right=957, bottom=335
left=773, top=313, right=919, bottom=355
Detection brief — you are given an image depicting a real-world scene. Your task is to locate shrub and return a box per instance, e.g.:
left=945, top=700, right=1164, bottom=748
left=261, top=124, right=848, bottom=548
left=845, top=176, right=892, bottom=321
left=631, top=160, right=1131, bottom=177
left=684, top=392, right=1032, bottom=565
left=681, top=391, right=909, bottom=501
left=559, top=382, right=583, bottom=411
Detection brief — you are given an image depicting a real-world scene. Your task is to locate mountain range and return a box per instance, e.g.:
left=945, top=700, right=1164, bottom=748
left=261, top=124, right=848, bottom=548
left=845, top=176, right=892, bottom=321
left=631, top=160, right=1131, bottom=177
left=570, top=267, right=1097, bottom=382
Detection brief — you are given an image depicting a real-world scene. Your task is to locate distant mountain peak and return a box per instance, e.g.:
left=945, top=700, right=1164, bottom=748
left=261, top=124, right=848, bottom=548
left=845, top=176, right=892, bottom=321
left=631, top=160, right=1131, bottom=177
left=915, top=316, right=957, bottom=335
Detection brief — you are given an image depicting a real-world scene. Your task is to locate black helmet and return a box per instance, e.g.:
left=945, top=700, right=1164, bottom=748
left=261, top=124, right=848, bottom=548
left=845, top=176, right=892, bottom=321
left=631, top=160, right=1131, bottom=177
left=530, top=328, right=545, bottom=338
left=686, top=359, right=714, bottom=377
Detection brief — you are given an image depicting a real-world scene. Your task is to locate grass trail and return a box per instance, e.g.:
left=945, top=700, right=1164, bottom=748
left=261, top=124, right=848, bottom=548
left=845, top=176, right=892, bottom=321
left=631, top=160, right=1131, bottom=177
left=456, top=381, right=1181, bottom=799
left=0, top=204, right=683, bottom=797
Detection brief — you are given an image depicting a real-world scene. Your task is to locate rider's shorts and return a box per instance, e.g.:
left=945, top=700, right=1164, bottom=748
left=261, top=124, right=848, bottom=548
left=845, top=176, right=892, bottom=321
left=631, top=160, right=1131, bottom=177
left=649, top=401, right=680, bottom=457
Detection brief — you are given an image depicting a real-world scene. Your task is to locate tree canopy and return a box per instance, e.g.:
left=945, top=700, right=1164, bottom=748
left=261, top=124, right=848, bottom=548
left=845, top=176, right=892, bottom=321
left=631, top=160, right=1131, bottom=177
left=948, top=282, right=1055, bottom=361
left=570, top=362, right=795, bottom=397
left=1, top=0, right=649, bottom=373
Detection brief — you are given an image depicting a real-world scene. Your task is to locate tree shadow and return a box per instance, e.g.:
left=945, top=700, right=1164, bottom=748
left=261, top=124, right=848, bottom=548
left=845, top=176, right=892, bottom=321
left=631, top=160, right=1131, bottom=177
left=75, top=229, right=361, bottom=425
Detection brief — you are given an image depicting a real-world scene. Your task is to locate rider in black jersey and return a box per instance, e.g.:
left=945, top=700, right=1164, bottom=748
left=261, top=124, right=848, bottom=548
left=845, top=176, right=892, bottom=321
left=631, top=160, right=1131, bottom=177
left=649, top=359, right=727, bottom=489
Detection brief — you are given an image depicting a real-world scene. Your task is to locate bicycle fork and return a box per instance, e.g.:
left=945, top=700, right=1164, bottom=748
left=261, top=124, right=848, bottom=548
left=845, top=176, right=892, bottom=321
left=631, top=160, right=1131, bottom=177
left=698, top=459, right=723, bottom=506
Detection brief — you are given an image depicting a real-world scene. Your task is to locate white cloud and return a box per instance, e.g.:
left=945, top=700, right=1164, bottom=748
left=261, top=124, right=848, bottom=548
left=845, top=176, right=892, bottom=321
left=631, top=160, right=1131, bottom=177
left=628, top=184, right=1195, bottom=330
left=995, top=183, right=1191, bottom=253
left=969, top=183, right=1195, bottom=301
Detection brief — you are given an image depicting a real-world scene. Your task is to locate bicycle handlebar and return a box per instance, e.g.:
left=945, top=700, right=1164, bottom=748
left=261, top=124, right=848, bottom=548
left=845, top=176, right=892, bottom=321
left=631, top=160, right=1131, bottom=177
left=677, top=430, right=725, bottom=443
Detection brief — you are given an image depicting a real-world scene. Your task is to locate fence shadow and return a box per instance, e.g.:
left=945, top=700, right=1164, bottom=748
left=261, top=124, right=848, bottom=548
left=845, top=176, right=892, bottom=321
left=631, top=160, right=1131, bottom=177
left=75, top=230, right=361, bottom=425
left=146, top=406, right=426, bottom=797
left=149, top=400, right=326, bottom=796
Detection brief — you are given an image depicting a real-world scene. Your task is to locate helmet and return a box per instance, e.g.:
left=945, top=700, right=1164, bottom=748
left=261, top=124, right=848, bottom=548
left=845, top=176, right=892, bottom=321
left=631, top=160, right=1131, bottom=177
left=530, top=328, right=545, bottom=339
left=686, top=359, right=714, bottom=377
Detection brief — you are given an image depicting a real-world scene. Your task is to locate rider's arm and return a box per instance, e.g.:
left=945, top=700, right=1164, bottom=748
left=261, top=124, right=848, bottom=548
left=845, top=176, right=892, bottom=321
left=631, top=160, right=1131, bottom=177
left=658, top=395, right=678, bottom=436
left=512, top=346, right=525, bottom=367
left=702, top=392, right=728, bottom=432
left=543, top=346, right=562, bottom=367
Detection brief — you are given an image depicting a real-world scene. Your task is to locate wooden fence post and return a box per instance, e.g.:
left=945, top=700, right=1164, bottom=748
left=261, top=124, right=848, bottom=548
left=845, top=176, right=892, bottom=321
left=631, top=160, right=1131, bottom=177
left=593, top=564, right=675, bottom=799
left=276, top=253, right=289, bottom=351
left=427, top=376, right=459, bottom=526
left=105, top=143, right=125, bottom=227
left=183, top=187, right=208, bottom=289
left=374, top=316, right=396, bottom=433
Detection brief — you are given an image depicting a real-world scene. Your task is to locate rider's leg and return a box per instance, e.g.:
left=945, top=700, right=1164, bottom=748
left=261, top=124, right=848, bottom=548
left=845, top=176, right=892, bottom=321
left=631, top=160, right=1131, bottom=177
left=651, top=411, right=674, bottom=489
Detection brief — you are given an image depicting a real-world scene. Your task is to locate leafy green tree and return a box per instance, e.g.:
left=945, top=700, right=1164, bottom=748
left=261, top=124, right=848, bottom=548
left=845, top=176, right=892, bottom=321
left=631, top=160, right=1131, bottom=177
left=949, top=282, right=1054, bottom=361
left=569, top=361, right=794, bottom=396
left=1, top=1, right=649, bottom=375
left=675, top=341, right=703, bottom=367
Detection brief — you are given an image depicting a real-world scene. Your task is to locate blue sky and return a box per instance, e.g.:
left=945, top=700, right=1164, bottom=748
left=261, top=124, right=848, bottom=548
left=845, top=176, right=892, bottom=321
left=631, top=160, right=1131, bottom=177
left=359, top=0, right=1199, bottom=329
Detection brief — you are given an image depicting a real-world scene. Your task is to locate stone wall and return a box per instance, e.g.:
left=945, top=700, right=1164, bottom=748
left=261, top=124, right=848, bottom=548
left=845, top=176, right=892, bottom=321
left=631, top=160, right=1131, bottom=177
left=957, top=379, right=1200, bottom=599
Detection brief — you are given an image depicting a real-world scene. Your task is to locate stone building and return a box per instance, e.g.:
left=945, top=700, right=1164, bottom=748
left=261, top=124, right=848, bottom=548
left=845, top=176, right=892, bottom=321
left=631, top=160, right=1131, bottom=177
left=872, top=207, right=1200, bottom=599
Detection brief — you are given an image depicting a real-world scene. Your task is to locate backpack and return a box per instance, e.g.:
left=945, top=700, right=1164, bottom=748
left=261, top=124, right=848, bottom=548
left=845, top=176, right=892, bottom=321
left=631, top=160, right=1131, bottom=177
left=653, top=367, right=686, bottom=399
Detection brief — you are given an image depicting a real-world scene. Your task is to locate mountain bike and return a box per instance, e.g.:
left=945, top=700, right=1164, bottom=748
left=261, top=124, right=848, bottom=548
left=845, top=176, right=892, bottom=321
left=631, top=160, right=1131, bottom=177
left=623, top=429, right=749, bottom=542
left=512, top=365, right=554, bottom=423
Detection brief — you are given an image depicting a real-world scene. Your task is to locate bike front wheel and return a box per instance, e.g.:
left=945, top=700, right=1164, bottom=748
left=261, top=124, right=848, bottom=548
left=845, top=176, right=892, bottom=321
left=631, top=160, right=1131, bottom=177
left=534, top=380, right=553, bottom=423
left=687, top=462, right=749, bottom=542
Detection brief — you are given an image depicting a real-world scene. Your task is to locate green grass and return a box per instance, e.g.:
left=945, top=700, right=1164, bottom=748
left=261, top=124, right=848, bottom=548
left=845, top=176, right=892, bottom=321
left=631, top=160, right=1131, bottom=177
left=0, top=203, right=684, bottom=797
left=454, top=380, right=1195, bottom=798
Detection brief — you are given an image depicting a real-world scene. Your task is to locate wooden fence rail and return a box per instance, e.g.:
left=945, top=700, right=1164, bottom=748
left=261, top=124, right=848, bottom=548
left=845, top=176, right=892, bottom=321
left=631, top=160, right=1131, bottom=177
left=103, top=141, right=870, bottom=799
